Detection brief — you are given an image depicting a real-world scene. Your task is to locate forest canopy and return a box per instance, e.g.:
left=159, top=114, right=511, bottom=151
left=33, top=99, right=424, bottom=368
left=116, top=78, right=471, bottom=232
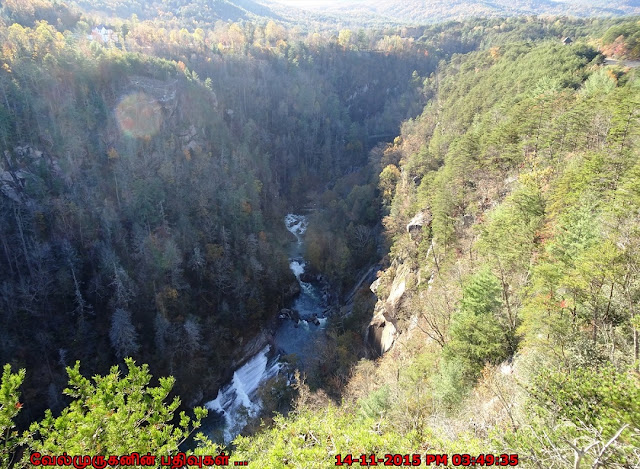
left=0, top=0, right=639, bottom=467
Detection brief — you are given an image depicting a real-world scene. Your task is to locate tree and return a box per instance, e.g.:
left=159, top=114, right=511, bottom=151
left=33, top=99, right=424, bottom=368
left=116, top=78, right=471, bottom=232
left=478, top=180, right=545, bottom=337
left=0, top=365, right=25, bottom=469
left=444, top=267, right=509, bottom=381
left=501, top=365, right=640, bottom=468
left=379, top=164, right=400, bottom=207
left=338, top=29, right=353, bottom=50
left=265, top=21, right=285, bottom=46
left=20, top=359, right=211, bottom=465
left=109, top=308, right=140, bottom=359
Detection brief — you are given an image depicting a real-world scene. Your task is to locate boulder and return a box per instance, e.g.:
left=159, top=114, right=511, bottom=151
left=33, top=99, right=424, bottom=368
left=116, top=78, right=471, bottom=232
left=299, top=272, right=316, bottom=283
left=386, top=263, right=410, bottom=311
left=366, top=313, right=397, bottom=356
left=279, top=308, right=300, bottom=322
left=406, top=211, right=432, bottom=234
left=370, top=277, right=381, bottom=295
left=285, top=281, right=301, bottom=299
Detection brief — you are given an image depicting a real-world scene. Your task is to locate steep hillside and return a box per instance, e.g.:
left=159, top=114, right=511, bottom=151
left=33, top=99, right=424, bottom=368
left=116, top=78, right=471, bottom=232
left=0, top=0, right=441, bottom=423
left=227, top=24, right=640, bottom=468
left=0, top=4, right=639, bottom=468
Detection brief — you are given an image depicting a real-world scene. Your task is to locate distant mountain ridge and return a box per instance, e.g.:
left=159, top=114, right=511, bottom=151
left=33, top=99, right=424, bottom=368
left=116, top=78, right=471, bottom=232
left=68, top=0, right=640, bottom=27
left=69, top=0, right=285, bottom=22
left=262, top=0, right=640, bottom=25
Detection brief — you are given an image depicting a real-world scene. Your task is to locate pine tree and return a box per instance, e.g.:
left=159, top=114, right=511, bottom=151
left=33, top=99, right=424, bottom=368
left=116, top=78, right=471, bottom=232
left=444, top=268, right=509, bottom=380
left=0, top=365, right=25, bottom=469
left=21, top=359, right=211, bottom=464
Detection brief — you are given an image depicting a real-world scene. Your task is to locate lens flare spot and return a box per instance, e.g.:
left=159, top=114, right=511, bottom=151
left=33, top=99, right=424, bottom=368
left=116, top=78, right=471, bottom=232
left=115, top=92, right=162, bottom=138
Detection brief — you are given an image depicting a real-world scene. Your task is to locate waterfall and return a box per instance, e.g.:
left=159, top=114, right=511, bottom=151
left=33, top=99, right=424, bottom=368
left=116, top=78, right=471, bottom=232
left=204, top=345, right=281, bottom=443
left=202, top=213, right=328, bottom=444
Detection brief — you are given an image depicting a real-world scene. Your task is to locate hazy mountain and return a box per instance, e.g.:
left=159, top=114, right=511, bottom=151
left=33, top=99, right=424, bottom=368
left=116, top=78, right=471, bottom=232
left=263, top=0, right=640, bottom=25
left=69, top=0, right=286, bottom=22
left=68, top=0, right=640, bottom=27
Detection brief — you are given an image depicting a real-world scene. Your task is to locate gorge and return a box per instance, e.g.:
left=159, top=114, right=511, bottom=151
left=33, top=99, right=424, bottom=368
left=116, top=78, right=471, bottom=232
left=1, top=3, right=639, bottom=467
left=203, top=213, right=331, bottom=443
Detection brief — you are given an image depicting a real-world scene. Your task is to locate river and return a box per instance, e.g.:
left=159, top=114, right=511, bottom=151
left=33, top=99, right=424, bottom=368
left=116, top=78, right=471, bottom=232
left=202, top=213, right=329, bottom=443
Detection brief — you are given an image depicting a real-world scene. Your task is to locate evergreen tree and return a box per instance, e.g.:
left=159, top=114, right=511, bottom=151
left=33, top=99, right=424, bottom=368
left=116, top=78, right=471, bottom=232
left=444, top=268, right=509, bottom=380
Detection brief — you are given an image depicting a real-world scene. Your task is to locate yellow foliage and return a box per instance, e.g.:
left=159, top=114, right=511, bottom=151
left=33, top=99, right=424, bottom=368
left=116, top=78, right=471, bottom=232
left=165, top=287, right=178, bottom=300
left=205, top=243, right=224, bottom=261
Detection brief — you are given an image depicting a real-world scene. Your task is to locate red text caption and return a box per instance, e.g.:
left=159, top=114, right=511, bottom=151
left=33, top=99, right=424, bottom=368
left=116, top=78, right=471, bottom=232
left=29, top=452, right=244, bottom=468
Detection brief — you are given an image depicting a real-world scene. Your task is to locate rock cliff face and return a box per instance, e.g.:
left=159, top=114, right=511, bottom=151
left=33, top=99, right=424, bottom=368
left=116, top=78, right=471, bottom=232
left=230, top=328, right=274, bottom=369
left=366, top=262, right=413, bottom=356
left=365, top=208, right=437, bottom=356
left=366, top=311, right=396, bottom=356
left=1, top=146, right=58, bottom=203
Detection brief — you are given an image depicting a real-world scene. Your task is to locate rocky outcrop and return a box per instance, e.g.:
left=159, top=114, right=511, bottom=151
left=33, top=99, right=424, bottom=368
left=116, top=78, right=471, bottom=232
left=366, top=311, right=397, bottom=357
left=279, top=308, right=300, bottom=322
left=1, top=146, right=58, bottom=203
left=284, top=280, right=301, bottom=300
left=386, top=262, right=410, bottom=312
left=406, top=211, right=432, bottom=235
left=0, top=169, right=27, bottom=202
left=299, top=272, right=317, bottom=283
left=231, top=329, right=273, bottom=369
left=365, top=261, right=413, bottom=356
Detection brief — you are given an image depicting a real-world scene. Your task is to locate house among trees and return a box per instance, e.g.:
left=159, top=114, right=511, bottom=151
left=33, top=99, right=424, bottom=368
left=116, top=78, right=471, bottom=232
left=562, top=36, right=573, bottom=44
left=88, top=25, right=116, bottom=44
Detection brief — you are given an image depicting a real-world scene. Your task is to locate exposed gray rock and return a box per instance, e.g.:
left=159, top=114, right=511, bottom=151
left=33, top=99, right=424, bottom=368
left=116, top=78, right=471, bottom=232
left=278, top=308, right=300, bottom=322
left=0, top=169, right=28, bottom=202
left=231, top=329, right=273, bottom=369
left=299, top=272, right=316, bottom=283
left=370, top=277, right=381, bottom=295
left=387, top=262, right=410, bottom=311
left=366, top=312, right=397, bottom=357
left=406, top=211, right=432, bottom=234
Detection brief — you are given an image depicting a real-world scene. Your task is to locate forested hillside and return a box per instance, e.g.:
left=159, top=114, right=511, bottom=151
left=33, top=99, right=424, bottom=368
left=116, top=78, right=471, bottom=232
left=227, top=21, right=640, bottom=468
left=0, top=0, right=639, bottom=467
left=0, top=0, right=451, bottom=422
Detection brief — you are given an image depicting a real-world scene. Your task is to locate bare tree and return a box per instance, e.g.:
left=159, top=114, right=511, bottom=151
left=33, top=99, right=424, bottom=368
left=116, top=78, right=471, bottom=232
left=109, top=308, right=140, bottom=359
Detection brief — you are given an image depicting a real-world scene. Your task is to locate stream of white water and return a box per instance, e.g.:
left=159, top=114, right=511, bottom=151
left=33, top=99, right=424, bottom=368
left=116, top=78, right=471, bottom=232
left=203, top=213, right=328, bottom=443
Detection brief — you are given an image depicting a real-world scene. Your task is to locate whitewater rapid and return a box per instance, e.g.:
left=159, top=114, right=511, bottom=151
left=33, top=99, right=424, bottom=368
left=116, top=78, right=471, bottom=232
left=204, top=346, right=281, bottom=443
left=203, top=213, right=328, bottom=444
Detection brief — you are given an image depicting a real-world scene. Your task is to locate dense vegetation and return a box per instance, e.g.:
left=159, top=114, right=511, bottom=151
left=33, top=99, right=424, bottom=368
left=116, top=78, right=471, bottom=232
left=218, top=22, right=640, bottom=467
left=0, top=0, right=444, bottom=422
left=1, top=0, right=639, bottom=467
left=279, top=21, right=640, bottom=468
